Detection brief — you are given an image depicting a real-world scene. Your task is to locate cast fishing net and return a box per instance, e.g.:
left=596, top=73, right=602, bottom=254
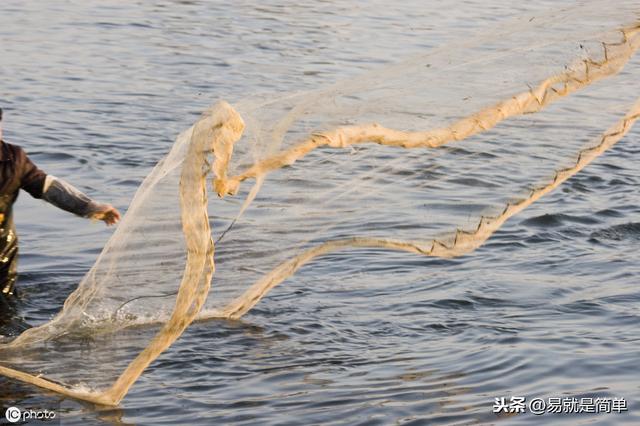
left=1, top=1, right=639, bottom=405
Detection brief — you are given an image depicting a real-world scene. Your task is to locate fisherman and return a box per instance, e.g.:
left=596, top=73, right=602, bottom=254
left=0, top=108, right=120, bottom=307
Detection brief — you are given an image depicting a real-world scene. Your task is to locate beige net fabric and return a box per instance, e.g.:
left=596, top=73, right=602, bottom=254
left=0, top=1, right=639, bottom=405
left=0, top=104, right=244, bottom=404
left=201, top=8, right=640, bottom=318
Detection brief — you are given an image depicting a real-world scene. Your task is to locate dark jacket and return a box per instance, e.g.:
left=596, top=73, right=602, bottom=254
left=0, top=140, right=47, bottom=296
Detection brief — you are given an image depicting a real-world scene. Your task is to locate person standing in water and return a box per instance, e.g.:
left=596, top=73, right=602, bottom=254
left=0, top=108, right=121, bottom=306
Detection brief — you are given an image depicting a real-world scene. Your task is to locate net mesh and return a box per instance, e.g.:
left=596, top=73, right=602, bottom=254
left=0, top=1, right=639, bottom=405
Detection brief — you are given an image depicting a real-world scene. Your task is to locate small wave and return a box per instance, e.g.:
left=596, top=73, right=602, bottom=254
left=590, top=222, right=640, bottom=241
left=521, top=213, right=600, bottom=228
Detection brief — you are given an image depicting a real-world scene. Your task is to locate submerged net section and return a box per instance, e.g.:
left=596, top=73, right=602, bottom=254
left=0, top=1, right=639, bottom=405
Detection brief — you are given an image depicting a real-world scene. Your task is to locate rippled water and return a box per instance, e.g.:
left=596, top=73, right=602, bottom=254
left=1, top=1, right=639, bottom=425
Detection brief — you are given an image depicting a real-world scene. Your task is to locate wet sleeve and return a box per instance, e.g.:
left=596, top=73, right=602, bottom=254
left=41, top=176, right=100, bottom=218
left=19, top=149, right=48, bottom=199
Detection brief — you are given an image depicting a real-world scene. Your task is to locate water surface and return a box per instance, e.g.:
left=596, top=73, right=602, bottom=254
left=1, top=1, right=639, bottom=424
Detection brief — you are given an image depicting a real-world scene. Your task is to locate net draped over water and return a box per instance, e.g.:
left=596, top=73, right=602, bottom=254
left=0, top=1, right=639, bottom=405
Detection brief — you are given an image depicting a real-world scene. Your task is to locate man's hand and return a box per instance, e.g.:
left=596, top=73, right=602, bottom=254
left=89, top=203, right=121, bottom=226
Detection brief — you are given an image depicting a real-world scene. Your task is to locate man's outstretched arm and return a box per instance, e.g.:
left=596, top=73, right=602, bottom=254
left=42, top=176, right=121, bottom=226
left=15, top=142, right=120, bottom=226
